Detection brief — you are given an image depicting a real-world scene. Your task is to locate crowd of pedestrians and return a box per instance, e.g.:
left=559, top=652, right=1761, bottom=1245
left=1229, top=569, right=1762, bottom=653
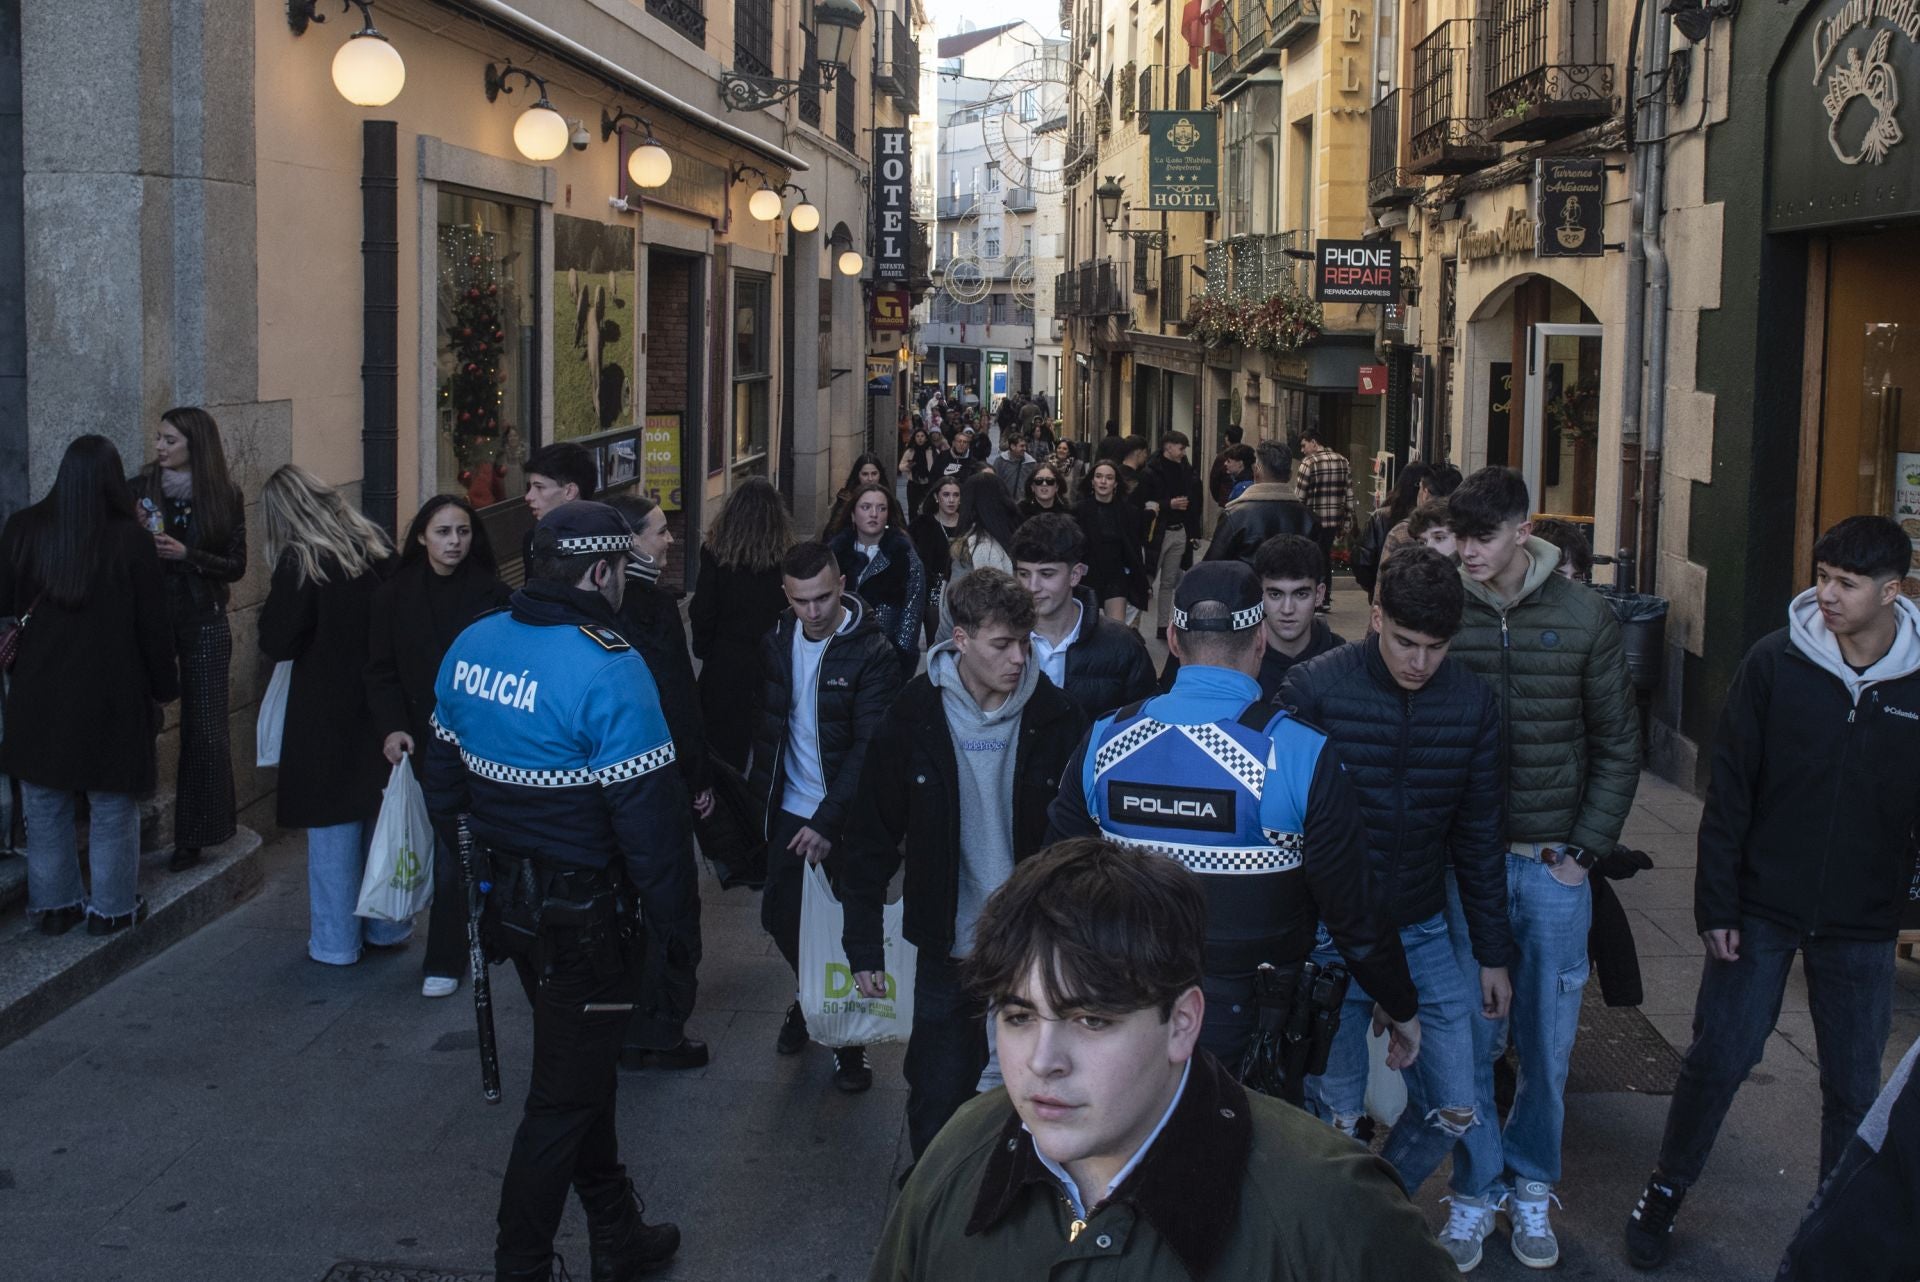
left=3, top=399, right=1916, bottom=1282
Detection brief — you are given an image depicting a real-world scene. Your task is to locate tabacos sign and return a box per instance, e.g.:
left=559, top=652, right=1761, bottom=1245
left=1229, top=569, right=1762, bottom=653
left=1769, top=0, right=1920, bottom=230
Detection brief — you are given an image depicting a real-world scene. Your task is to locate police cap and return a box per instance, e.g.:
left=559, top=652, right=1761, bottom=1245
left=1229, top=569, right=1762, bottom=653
left=1172, top=560, right=1265, bottom=632
left=530, top=500, right=633, bottom=558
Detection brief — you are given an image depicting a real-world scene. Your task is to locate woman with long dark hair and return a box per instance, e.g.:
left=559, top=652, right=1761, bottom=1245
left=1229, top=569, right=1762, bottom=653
left=899, top=425, right=934, bottom=517
left=1354, top=461, right=1433, bottom=600
left=1, top=436, right=178, bottom=936
left=259, top=464, right=406, bottom=966
left=822, top=453, right=886, bottom=538
left=831, top=482, right=924, bottom=673
left=910, top=476, right=963, bottom=646
left=951, top=469, right=1021, bottom=576
left=129, top=406, right=246, bottom=873
left=365, top=493, right=509, bottom=996
left=689, top=476, right=793, bottom=770
left=1020, top=462, right=1070, bottom=518
left=1072, top=459, right=1149, bottom=621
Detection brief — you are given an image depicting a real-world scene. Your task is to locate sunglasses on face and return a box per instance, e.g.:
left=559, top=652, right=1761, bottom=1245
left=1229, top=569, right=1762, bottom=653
left=1033, top=478, right=1058, bottom=487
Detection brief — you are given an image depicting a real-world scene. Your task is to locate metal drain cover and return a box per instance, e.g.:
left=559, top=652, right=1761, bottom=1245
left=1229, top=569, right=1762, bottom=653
left=1566, top=988, right=1684, bottom=1095
left=320, top=1265, right=490, bottom=1282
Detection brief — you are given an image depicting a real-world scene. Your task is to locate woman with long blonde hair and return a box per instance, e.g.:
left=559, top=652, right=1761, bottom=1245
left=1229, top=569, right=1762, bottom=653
left=257, top=464, right=409, bottom=965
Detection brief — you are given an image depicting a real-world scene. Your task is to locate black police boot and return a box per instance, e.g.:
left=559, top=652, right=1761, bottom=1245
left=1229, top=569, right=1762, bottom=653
left=494, top=1250, right=562, bottom=1282
left=587, top=1182, right=680, bottom=1280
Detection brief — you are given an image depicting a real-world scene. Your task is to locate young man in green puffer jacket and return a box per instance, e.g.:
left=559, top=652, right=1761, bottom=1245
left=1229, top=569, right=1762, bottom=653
left=1430, top=466, right=1640, bottom=1272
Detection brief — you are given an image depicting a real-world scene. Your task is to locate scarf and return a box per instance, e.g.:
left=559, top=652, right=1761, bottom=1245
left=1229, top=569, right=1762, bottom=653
left=160, top=469, right=194, bottom=500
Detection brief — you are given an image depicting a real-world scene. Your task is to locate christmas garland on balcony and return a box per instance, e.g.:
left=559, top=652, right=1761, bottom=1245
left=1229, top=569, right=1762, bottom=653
left=1187, top=288, right=1323, bottom=354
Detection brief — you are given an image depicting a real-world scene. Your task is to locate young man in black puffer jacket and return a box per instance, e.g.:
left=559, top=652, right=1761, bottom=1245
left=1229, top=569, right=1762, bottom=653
left=1010, top=514, right=1157, bottom=720
left=1279, top=547, right=1514, bottom=1223
left=748, top=540, right=904, bottom=1093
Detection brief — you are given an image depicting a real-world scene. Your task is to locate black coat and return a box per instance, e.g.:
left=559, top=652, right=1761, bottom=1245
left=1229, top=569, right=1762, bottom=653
left=830, top=526, right=925, bottom=667
left=365, top=557, right=511, bottom=765
left=840, top=672, right=1087, bottom=974
left=259, top=549, right=393, bottom=829
left=1696, top=620, right=1920, bottom=941
left=1072, top=496, right=1148, bottom=609
left=1204, top=483, right=1316, bottom=567
left=615, top=572, right=711, bottom=795
left=0, top=513, right=178, bottom=794
left=1056, top=587, right=1158, bottom=721
left=688, top=547, right=787, bottom=769
left=129, top=472, right=247, bottom=620
left=1278, top=638, right=1514, bottom=967
left=747, top=595, right=905, bottom=844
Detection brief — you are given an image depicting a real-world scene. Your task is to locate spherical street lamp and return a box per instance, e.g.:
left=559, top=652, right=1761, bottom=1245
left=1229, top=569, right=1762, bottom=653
left=331, top=30, right=405, bottom=106
left=748, top=184, right=784, bottom=222
left=627, top=139, right=673, bottom=188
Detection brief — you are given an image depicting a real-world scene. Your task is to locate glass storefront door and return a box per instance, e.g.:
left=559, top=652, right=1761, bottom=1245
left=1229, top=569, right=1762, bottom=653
left=1524, top=323, right=1603, bottom=526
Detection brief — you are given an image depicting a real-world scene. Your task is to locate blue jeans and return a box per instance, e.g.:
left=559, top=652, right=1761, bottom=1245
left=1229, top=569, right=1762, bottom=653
left=22, top=784, right=142, bottom=918
left=1657, top=914, right=1893, bottom=1189
left=1307, top=912, right=1484, bottom=1191
left=1441, top=855, right=1591, bottom=1199
left=307, top=820, right=414, bottom=965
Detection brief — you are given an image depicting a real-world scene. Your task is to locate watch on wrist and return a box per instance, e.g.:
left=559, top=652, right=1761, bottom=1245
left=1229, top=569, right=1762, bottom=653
left=1544, top=844, right=1596, bottom=870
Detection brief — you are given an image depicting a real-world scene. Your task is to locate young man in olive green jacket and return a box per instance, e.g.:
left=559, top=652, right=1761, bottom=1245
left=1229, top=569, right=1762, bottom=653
left=1430, top=466, right=1640, bottom=1272
left=869, top=838, right=1455, bottom=1282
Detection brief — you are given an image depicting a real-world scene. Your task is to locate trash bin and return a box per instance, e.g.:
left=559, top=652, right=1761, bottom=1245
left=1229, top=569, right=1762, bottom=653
left=1597, top=589, right=1669, bottom=695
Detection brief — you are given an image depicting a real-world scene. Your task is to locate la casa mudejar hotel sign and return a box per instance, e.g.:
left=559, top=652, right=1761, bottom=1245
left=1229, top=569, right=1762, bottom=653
left=1770, top=0, right=1920, bottom=230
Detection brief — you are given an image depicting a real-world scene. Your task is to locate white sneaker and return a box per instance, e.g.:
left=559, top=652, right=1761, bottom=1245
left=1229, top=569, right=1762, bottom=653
left=1505, top=1180, right=1562, bottom=1269
left=1439, top=1195, right=1499, bottom=1272
left=421, top=976, right=459, bottom=998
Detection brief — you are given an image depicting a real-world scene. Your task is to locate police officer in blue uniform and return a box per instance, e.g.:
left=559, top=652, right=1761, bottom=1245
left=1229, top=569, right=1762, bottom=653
left=422, top=501, right=696, bottom=1282
left=1048, top=561, right=1421, bottom=1088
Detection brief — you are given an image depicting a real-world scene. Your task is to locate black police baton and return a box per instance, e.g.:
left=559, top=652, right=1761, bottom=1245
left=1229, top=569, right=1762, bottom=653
left=457, top=815, right=502, bottom=1104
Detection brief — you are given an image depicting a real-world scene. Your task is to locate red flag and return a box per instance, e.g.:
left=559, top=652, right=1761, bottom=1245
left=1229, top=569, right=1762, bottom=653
left=1181, top=0, right=1207, bottom=69
left=1206, top=2, right=1228, bottom=55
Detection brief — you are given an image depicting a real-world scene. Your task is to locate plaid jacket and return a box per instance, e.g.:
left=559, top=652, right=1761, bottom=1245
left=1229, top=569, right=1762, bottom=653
left=1300, top=450, right=1353, bottom=528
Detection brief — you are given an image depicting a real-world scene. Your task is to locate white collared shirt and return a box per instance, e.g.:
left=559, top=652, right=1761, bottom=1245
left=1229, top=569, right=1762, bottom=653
left=1029, top=1060, right=1192, bottom=1220
left=1030, top=599, right=1084, bottom=689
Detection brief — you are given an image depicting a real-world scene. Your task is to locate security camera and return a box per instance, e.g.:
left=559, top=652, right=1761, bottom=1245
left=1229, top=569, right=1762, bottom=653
left=570, top=122, right=591, bottom=152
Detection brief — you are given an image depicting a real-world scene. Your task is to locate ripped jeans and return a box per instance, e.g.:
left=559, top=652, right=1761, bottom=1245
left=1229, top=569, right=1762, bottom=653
left=1307, top=911, right=1484, bottom=1192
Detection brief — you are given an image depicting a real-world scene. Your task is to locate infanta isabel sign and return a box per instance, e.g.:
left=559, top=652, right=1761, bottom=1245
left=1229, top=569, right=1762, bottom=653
left=1769, top=0, right=1920, bottom=230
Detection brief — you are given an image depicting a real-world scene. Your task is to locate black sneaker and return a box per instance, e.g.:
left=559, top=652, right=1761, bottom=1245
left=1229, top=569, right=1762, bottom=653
left=36, top=905, right=85, bottom=936
left=1625, top=1173, right=1685, bottom=1270
left=832, top=1045, right=873, bottom=1093
left=86, top=898, right=149, bottom=937
left=775, top=1001, right=809, bottom=1055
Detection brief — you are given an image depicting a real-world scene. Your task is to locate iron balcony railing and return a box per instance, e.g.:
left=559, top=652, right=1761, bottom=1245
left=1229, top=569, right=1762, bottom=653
left=1484, top=0, right=1614, bottom=140
left=1176, top=65, right=1195, bottom=110
left=1003, top=185, right=1037, bottom=212
left=1137, top=64, right=1161, bottom=133
left=733, top=0, right=773, bottom=77
left=937, top=192, right=979, bottom=219
left=1268, top=0, right=1320, bottom=50
left=1203, top=232, right=1301, bottom=301
left=1367, top=89, right=1418, bottom=208
left=1055, top=270, right=1078, bottom=316
left=798, top=27, right=822, bottom=127
left=1075, top=261, right=1129, bottom=316
left=1409, top=19, right=1499, bottom=175
left=875, top=12, right=920, bottom=115
left=835, top=68, right=857, bottom=149
left=1234, top=0, right=1269, bottom=68
left=646, top=0, right=707, bottom=45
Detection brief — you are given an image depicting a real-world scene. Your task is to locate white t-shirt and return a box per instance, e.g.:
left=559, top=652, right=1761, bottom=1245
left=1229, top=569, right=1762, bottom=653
left=780, top=611, right=848, bottom=817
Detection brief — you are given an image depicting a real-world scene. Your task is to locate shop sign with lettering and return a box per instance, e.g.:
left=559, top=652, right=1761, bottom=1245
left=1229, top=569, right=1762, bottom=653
left=1769, top=0, right=1920, bottom=231
left=870, top=290, right=910, bottom=332
left=1315, top=239, right=1399, bottom=303
left=1534, top=157, right=1606, bottom=258
left=1357, top=364, right=1388, bottom=395
left=873, top=128, right=911, bottom=281
left=1458, top=208, right=1538, bottom=263
left=1146, top=111, right=1220, bottom=210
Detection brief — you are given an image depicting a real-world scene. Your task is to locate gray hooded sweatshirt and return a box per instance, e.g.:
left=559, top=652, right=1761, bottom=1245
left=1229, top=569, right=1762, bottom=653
left=927, top=638, right=1042, bottom=954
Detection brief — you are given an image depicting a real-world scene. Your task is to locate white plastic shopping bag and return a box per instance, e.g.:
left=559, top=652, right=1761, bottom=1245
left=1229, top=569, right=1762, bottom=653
left=798, top=863, right=915, bottom=1047
left=255, top=660, right=293, bottom=767
left=1365, top=1019, right=1409, bottom=1126
left=355, top=757, right=435, bottom=922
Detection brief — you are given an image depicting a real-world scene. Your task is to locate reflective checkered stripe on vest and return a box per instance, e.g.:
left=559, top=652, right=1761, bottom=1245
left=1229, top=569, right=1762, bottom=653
left=1089, top=700, right=1308, bottom=978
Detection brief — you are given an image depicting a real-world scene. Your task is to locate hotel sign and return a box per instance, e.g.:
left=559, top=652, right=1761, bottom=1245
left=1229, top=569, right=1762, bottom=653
left=1146, top=111, right=1219, bottom=210
left=874, top=128, right=911, bottom=281
left=1769, top=0, right=1920, bottom=230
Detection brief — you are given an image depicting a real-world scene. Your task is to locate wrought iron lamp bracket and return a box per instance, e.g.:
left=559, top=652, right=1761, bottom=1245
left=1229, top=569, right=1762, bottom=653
left=720, top=61, right=845, bottom=113
left=288, top=0, right=379, bottom=36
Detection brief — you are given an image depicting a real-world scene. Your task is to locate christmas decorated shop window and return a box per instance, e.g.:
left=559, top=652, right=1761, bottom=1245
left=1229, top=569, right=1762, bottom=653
left=437, top=191, right=536, bottom=508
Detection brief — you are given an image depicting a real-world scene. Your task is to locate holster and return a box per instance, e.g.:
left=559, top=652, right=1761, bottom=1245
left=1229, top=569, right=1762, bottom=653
left=1237, top=959, right=1351, bottom=1103
left=477, top=846, right=626, bottom=979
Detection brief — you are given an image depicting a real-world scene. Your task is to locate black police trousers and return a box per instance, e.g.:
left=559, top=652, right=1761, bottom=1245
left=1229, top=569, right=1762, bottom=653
left=496, top=906, right=637, bottom=1273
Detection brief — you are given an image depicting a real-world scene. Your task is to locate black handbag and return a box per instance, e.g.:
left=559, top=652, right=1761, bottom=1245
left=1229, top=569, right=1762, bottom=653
left=0, top=593, right=45, bottom=672
left=695, top=754, right=769, bottom=890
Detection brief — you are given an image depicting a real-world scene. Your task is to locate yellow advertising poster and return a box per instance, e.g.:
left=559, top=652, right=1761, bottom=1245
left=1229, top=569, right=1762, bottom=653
left=644, top=412, right=683, bottom=512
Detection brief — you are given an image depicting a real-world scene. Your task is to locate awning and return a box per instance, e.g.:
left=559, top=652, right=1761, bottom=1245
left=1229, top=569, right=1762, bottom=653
left=435, top=0, right=810, bottom=173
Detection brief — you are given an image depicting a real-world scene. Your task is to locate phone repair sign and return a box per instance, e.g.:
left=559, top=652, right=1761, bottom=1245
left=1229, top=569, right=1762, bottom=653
left=1315, top=239, right=1399, bottom=304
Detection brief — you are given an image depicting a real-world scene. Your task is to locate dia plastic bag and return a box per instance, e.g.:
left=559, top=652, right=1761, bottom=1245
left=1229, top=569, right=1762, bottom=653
left=1365, top=1020, right=1409, bottom=1126
left=255, top=661, right=293, bottom=767
left=798, top=863, right=915, bottom=1047
left=355, top=757, right=435, bottom=922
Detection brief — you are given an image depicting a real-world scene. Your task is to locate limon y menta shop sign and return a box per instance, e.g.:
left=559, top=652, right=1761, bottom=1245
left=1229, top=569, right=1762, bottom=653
left=1769, top=0, right=1920, bottom=230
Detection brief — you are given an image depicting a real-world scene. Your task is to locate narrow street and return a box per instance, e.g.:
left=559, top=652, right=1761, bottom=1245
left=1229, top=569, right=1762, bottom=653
left=1, top=583, right=1914, bottom=1281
